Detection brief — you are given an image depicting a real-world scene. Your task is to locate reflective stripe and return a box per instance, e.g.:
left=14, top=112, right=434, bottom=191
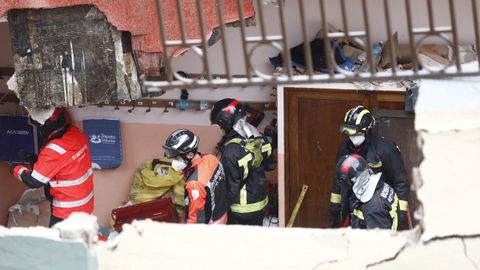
left=49, top=168, right=93, bottom=188
left=225, top=138, right=242, bottom=146
left=18, top=167, right=28, bottom=177
left=368, top=161, right=382, bottom=168
left=399, top=200, right=409, bottom=212
left=344, top=108, right=351, bottom=122
left=46, top=143, right=66, bottom=155
left=390, top=194, right=399, bottom=232
left=52, top=191, right=94, bottom=208
left=31, top=170, right=51, bottom=183
left=261, top=143, right=272, bottom=157
left=238, top=153, right=252, bottom=179
left=355, top=109, right=370, bottom=125
left=240, top=185, right=247, bottom=205
left=330, top=193, right=342, bottom=204
left=231, top=196, right=268, bottom=213
left=188, top=136, right=198, bottom=148
left=353, top=209, right=364, bottom=220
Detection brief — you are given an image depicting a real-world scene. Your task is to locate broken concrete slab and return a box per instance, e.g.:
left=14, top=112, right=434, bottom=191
left=464, top=238, right=480, bottom=268
left=369, top=237, right=479, bottom=270
left=415, top=77, right=480, bottom=133
left=7, top=5, right=141, bottom=114
left=0, top=226, right=97, bottom=270
left=94, top=220, right=408, bottom=270
left=95, top=220, right=348, bottom=270
left=318, top=229, right=408, bottom=270
left=415, top=75, right=480, bottom=240
left=418, top=129, right=480, bottom=239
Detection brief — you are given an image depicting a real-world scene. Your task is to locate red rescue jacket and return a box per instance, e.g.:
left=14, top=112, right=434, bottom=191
left=15, top=125, right=94, bottom=219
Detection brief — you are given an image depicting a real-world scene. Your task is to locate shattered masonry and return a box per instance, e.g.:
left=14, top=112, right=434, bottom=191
left=8, top=5, right=141, bottom=113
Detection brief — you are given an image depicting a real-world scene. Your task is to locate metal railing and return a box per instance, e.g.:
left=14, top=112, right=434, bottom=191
left=143, top=0, right=480, bottom=92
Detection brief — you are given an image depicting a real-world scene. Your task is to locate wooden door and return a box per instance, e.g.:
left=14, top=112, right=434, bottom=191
left=373, top=110, right=420, bottom=227
left=285, top=89, right=368, bottom=228
left=284, top=88, right=411, bottom=228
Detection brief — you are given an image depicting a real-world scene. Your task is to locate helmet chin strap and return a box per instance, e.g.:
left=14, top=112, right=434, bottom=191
left=232, top=117, right=261, bottom=140
left=180, top=150, right=197, bottom=169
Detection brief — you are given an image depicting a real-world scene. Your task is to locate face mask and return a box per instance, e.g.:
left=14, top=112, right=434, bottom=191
left=171, top=159, right=187, bottom=172
left=349, top=135, right=365, bottom=147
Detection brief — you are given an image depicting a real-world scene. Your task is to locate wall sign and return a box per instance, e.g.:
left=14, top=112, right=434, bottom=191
left=83, top=118, right=122, bottom=169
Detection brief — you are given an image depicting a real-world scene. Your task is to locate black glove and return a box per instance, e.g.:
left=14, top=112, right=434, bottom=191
left=329, top=202, right=341, bottom=228
left=44, top=184, right=53, bottom=203
left=398, top=210, right=408, bottom=231
left=18, top=149, right=38, bottom=164
left=151, top=159, right=161, bottom=170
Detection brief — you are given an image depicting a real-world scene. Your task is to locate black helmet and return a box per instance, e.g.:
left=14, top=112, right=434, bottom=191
left=210, top=98, right=247, bottom=132
left=336, top=154, right=370, bottom=183
left=162, top=129, right=199, bottom=159
left=340, top=106, right=375, bottom=136
left=29, top=107, right=71, bottom=142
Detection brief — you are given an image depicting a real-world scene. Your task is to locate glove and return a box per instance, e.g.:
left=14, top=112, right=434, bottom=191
left=9, top=163, right=28, bottom=180
left=398, top=210, right=408, bottom=230
left=329, top=202, right=341, bottom=228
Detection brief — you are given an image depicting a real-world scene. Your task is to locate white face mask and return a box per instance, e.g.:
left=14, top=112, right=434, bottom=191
left=171, top=159, right=187, bottom=172
left=349, top=135, right=366, bottom=147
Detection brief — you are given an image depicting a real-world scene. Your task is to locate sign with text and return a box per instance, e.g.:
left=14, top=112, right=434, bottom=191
left=83, top=119, right=122, bottom=169
left=0, top=116, right=37, bottom=162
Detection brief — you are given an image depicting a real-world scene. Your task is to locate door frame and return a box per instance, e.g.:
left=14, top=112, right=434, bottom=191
left=283, top=87, right=406, bottom=227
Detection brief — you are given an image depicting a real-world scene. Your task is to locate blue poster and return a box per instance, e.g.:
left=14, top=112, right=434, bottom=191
left=0, top=116, right=37, bottom=162
left=83, top=119, right=122, bottom=169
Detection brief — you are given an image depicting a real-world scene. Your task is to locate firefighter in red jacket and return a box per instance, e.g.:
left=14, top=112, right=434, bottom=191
left=210, top=99, right=276, bottom=225
left=9, top=107, right=94, bottom=227
left=163, top=129, right=227, bottom=224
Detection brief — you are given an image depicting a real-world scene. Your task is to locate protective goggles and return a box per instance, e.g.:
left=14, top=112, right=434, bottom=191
left=162, top=146, right=181, bottom=159
left=340, top=124, right=361, bottom=136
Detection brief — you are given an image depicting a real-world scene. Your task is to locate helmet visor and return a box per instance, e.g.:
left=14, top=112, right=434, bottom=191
left=162, top=146, right=180, bottom=159
left=340, top=123, right=360, bottom=136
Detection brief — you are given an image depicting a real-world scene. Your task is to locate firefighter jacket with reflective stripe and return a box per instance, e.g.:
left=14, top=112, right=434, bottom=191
left=184, top=154, right=227, bottom=224
left=330, top=133, right=409, bottom=225
left=15, top=125, right=94, bottom=219
left=219, top=132, right=276, bottom=219
left=350, top=180, right=399, bottom=232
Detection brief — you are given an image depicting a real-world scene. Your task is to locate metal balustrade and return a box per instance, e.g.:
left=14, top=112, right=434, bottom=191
left=143, top=0, right=480, bottom=92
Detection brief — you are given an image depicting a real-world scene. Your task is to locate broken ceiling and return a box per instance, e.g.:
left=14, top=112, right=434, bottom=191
left=8, top=5, right=141, bottom=114
left=0, top=0, right=256, bottom=76
left=0, top=0, right=255, bottom=116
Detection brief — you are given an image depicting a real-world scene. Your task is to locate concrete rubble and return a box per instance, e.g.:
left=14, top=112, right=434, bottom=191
left=0, top=213, right=97, bottom=270
left=6, top=6, right=141, bottom=122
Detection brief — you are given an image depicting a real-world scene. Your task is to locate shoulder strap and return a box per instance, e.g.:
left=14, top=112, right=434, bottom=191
left=224, top=137, right=245, bottom=147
